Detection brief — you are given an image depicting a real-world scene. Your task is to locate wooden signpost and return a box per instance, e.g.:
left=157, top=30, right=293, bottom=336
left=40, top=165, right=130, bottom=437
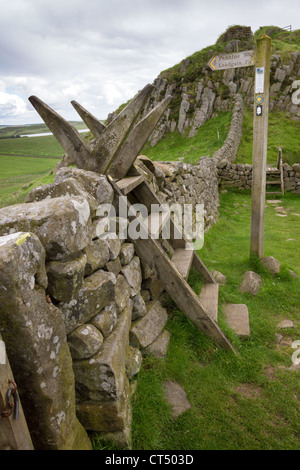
left=208, top=50, right=255, bottom=70
left=249, top=35, right=271, bottom=258
left=208, top=35, right=271, bottom=259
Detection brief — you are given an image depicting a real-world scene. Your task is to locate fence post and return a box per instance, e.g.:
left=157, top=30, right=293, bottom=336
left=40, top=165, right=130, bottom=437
left=250, top=34, right=271, bottom=258
left=0, top=335, right=34, bottom=450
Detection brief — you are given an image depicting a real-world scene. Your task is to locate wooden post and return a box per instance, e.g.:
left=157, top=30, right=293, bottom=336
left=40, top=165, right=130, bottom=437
left=0, top=335, right=34, bottom=450
left=250, top=34, right=271, bottom=258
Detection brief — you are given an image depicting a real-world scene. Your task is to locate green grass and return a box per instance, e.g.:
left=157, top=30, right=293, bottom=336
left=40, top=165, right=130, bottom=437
left=237, top=108, right=300, bottom=166
left=130, top=190, right=300, bottom=450
left=0, top=154, right=59, bottom=207
left=142, top=106, right=299, bottom=167
left=142, top=111, right=232, bottom=163
left=0, top=134, right=65, bottom=157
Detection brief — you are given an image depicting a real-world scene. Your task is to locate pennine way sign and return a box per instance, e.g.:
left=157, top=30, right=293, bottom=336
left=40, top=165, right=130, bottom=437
left=208, top=50, right=255, bottom=70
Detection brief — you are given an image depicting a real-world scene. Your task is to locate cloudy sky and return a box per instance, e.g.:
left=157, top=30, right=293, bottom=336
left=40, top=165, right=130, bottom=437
left=0, top=0, right=299, bottom=125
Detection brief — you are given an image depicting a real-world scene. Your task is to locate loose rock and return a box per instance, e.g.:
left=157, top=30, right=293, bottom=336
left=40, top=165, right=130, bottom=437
left=240, top=271, right=262, bottom=295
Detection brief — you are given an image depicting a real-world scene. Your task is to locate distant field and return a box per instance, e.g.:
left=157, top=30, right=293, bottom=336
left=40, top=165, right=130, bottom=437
left=0, top=134, right=65, bottom=157
left=0, top=121, right=86, bottom=138
left=0, top=153, right=59, bottom=208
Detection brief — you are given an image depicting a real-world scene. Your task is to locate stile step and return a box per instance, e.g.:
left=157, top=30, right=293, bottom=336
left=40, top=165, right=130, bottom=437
left=115, top=175, right=144, bottom=195
left=266, top=180, right=281, bottom=185
left=199, top=283, right=219, bottom=322
left=172, top=248, right=194, bottom=280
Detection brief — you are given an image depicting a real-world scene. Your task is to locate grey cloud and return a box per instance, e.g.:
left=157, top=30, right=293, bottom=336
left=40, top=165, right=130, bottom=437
left=0, top=0, right=299, bottom=124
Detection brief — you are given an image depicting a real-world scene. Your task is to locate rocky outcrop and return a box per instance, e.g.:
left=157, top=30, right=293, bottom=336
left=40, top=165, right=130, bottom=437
left=134, top=26, right=300, bottom=148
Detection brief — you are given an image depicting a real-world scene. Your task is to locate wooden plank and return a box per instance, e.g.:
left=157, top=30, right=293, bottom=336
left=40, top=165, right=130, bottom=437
left=0, top=335, right=34, bottom=450
left=108, top=95, right=172, bottom=179
left=28, top=96, right=91, bottom=169
left=172, top=248, right=194, bottom=280
left=199, top=283, right=219, bottom=322
left=71, top=100, right=106, bottom=140
left=192, top=252, right=215, bottom=283
left=115, top=175, right=144, bottom=195
left=146, top=211, right=170, bottom=239
left=130, top=172, right=187, bottom=250
left=133, top=235, right=235, bottom=352
left=280, top=164, right=284, bottom=194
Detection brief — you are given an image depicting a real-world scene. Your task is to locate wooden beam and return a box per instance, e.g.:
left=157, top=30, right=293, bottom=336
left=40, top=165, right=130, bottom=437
left=250, top=34, right=271, bottom=258
left=71, top=100, right=106, bottom=140
left=0, top=335, right=34, bottom=450
left=28, top=96, right=91, bottom=169
left=84, top=83, right=153, bottom=173
left=108, top=94, right=172, bottom=179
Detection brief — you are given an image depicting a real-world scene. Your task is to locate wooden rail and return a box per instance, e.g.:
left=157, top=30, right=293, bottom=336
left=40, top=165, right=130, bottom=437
left=0, top=334, right=34, bottom=450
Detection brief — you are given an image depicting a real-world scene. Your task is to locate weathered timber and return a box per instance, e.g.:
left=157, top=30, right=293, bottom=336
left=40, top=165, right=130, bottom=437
left=199, top=283, right=219, bottom=322
left=28, top=96, right=91, bottom=169
left=130, top=169, right=215, bottom=281
left=108, top=95, right=172, bottom=179
left=132, top=233, right=235, bottom=352
left=85, top=84, right=153, bottom=174
left=71, top=100, right=106, bottom=140
left=111, top=178, right=236, bottom=353
left=171, top=248, right=194, bottom=280
left=115, top=175, right=144, bottom=195
left=0, top=335, right=34, bottom=450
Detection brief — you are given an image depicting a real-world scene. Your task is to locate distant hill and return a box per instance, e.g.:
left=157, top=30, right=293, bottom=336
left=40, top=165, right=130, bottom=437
left=0, top=122, right=86, bottom=139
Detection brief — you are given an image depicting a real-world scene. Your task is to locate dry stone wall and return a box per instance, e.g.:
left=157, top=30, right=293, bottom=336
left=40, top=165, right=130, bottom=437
left=218, top=161, right=300, bottom=193
left=0, top=168, right=170, bottom=450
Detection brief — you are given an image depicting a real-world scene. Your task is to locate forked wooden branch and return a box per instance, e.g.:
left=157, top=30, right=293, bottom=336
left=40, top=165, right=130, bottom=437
left=28, top=96, right=91, bottom=169
left=108, top=95, right=172, bottom=179
left=85, top=83, right=154, bottom=174
left=71, top=100, right=106, bottom=140
left=28, top=83, right=172, bottom=179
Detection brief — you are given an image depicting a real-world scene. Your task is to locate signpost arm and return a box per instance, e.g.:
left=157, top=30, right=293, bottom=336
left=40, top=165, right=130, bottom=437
left=250, top=34, right=271, bottom=259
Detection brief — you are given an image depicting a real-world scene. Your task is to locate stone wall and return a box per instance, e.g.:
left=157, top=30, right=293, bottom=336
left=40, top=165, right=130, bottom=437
left=139, top=156, right=220, bottom=230
left=218, top=161, right=300, bottom=193
left=211, top=94, right=244, bottom=164
left=0, top=168, right=170, bottom=450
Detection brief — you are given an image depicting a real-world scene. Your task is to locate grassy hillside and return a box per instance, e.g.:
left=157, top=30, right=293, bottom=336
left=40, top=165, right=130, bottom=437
left=0, top=134, right=65, bottom=157
left=142, top=108, right=299, bottom=166
left=142, top=111, right=232, bottom=163
left=238, top=109, right=300, bottom=166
